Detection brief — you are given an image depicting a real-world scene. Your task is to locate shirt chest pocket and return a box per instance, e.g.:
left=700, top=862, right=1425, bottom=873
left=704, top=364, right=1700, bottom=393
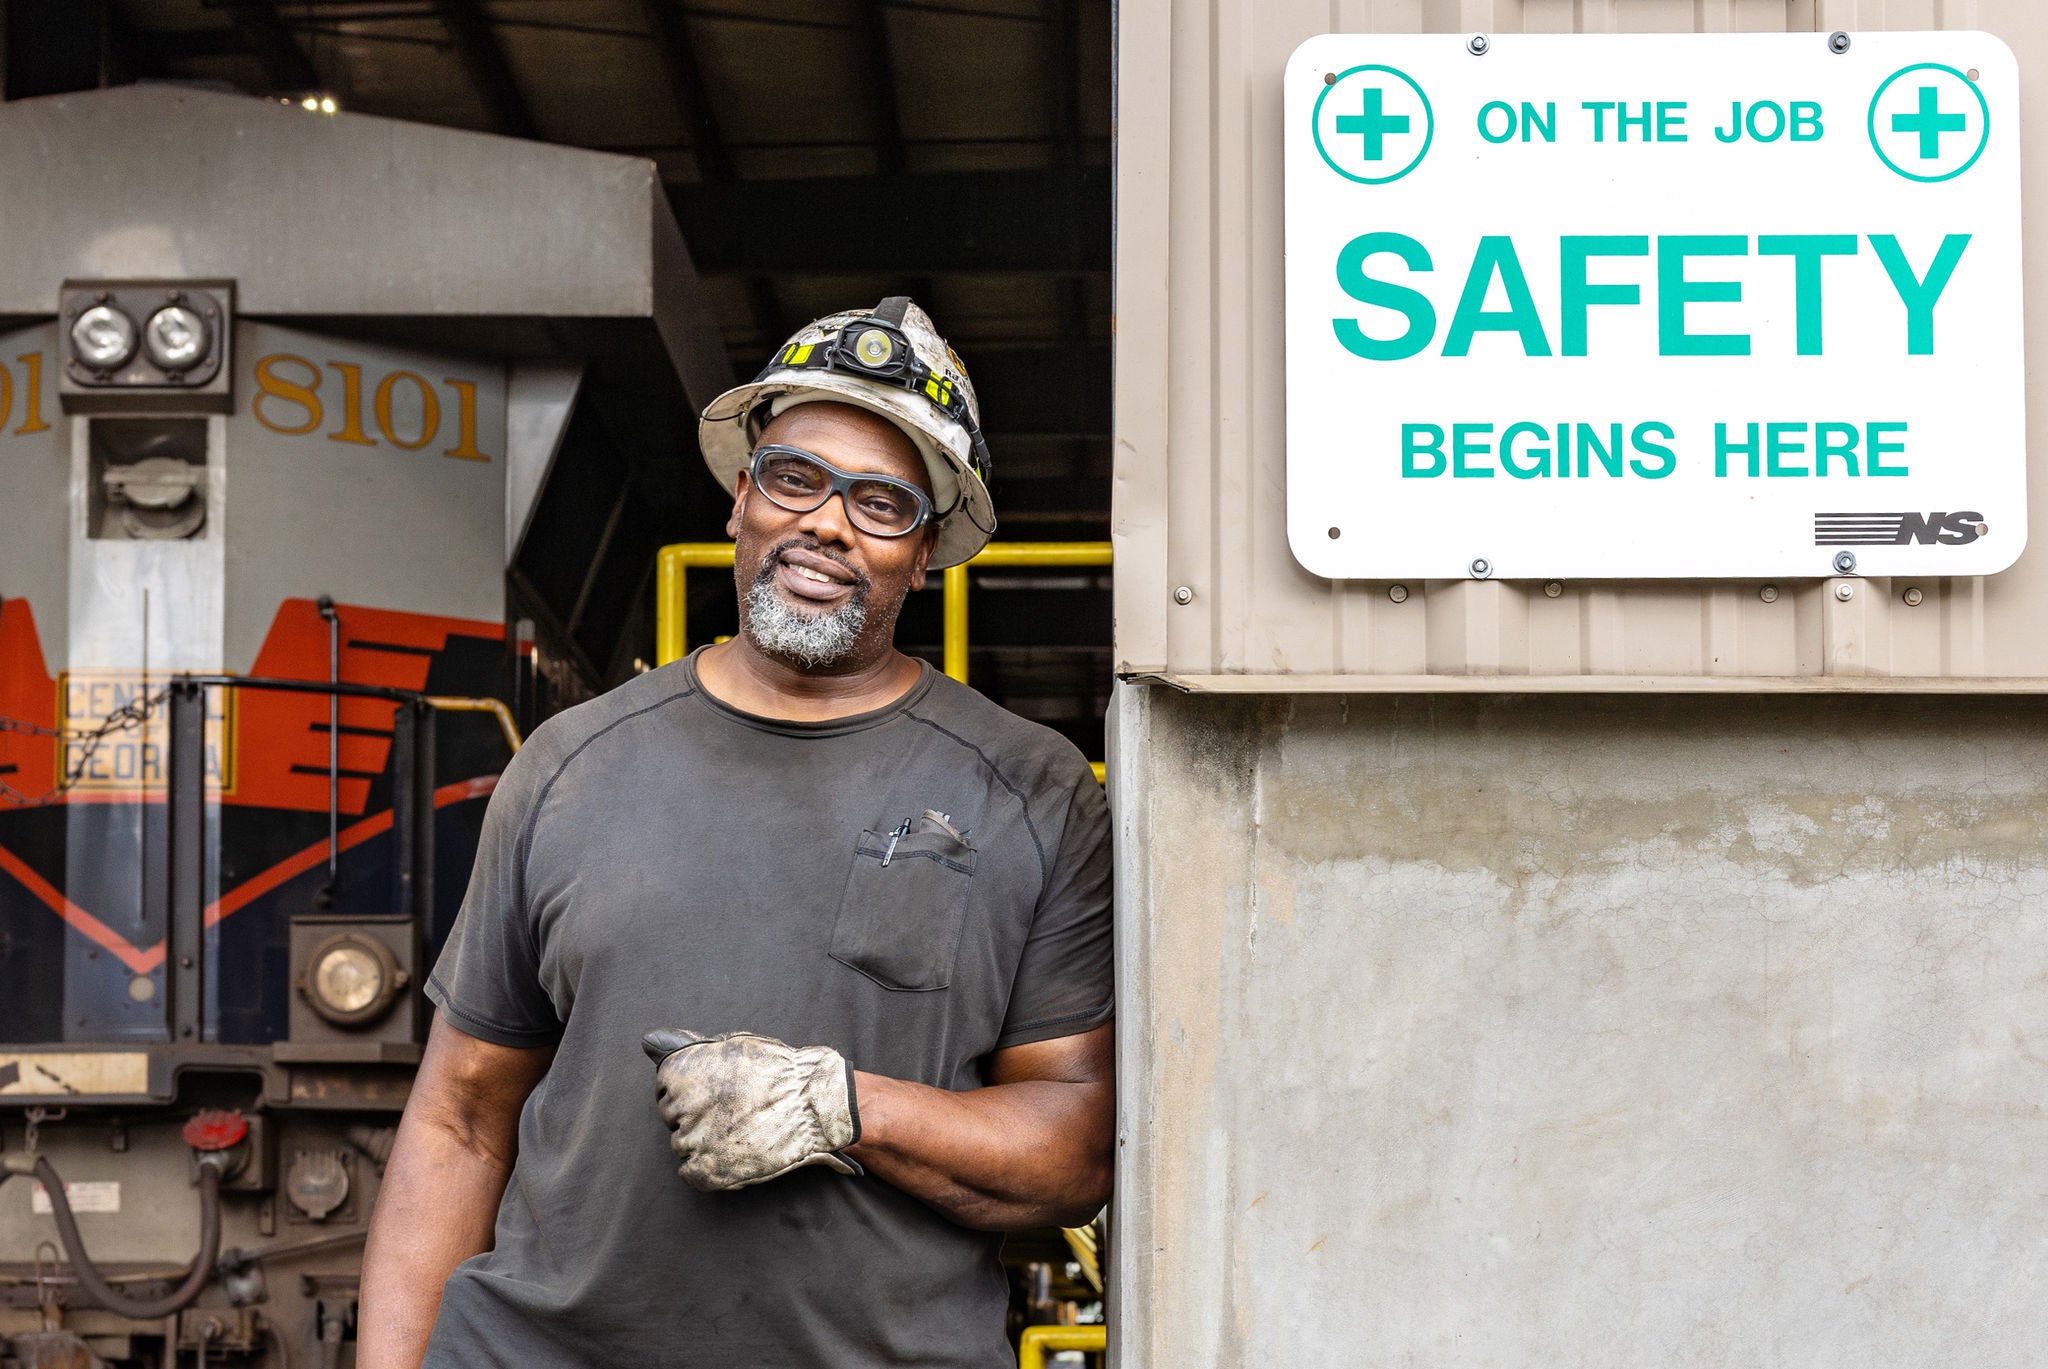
left=830, top=824, right=979, bottom=992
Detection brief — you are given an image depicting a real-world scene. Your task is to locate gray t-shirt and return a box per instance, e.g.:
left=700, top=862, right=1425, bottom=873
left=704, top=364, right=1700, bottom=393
left=420, top=652, right=1114, bottom=1369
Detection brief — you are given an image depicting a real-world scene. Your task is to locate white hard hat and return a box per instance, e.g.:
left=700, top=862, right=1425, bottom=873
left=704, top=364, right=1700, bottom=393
left=700, top=297, right=997, bottom=569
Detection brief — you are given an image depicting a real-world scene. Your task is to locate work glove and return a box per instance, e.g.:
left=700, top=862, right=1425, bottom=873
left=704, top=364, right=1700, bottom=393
left=641, top=1028, right=862, bottom=1192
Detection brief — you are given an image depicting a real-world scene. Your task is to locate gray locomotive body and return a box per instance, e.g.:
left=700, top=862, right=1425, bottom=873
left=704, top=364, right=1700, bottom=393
left=0, top=84, right=726, bottom=1368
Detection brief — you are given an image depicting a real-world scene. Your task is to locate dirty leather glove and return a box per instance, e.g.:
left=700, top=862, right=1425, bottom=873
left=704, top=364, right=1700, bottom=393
left=641, top=1029, right=861, bottom=1191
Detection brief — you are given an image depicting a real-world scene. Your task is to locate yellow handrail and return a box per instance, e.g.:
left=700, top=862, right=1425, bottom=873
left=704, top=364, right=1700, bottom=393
left=1018, top=1323, right=1105, bottom=1369
left=940, top=542, right=1114, bottom=682
left=1061, top=1223, right=1103, bottom=1293
left=424, top=696, right=523, bottom=753
left=654, top=540, right=1112, bottom=783
left=655, top=541, right=1113, bottom=679
left=654, top=542, right=740, bottom=668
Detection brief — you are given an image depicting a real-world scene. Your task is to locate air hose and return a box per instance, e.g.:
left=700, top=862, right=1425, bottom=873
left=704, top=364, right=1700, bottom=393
left=1, top=1150, right=225, bottom=1319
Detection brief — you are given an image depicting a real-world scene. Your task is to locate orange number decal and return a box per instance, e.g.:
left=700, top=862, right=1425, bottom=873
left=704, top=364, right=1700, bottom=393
left=373, top=371, right=440, bottom=451
left=441, top=378, right=489, bottom=462
left=326, top=362, right=377, bottom=446
left=15, top=353, right=49, bottom=435
left=253, top=354, right=323, bottom=435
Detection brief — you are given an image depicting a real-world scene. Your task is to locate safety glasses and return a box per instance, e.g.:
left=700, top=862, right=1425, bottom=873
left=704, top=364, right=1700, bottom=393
left=748, top=444, right=934, bottom=539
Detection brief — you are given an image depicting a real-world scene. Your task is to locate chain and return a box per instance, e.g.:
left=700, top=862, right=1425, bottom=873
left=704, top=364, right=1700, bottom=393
left=0, top=686, right=170, bottom=808
left=22, top=1106, right=64, bottom=1154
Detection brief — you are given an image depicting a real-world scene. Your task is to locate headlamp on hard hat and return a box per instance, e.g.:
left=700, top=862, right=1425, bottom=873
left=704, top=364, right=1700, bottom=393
left=758, top=307, right=993, bottom=489
left=703, top=296, right=998, bottom=568
left=835, top=321, right=913, bottom=380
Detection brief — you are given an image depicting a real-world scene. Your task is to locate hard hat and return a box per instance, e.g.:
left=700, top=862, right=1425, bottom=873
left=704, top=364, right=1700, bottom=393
left=700, top=297, right=996, bottom=569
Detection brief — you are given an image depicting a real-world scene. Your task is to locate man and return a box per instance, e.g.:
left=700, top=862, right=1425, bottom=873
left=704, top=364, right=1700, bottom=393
left=359, top=299, right=1115, bottom=1368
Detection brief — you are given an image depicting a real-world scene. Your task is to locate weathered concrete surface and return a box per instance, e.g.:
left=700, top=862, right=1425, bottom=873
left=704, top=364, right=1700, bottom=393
left=1110, top=684, right=2048, bottom=1368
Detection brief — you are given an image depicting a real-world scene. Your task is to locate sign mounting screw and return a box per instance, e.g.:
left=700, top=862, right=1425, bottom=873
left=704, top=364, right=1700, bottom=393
left=1173, top=585, right=1193, bottom=605
left=1902, top=586, right=1925, bottom=607
left=1387, top=584, right=1410, bottom=604
left=1467, top=33, right=1490, bottom=56
left=1832, top=551, right=1858, bottom=574
left=1542, top=581, right=1563, bottom=599
left=1760, top=585, right=1780, bottom=604
left=1828, top=31, right=1851, bottom=54
left=1469, top=558, right=1493, bottom=579
left=1834, top=582, right=1856, bottom=602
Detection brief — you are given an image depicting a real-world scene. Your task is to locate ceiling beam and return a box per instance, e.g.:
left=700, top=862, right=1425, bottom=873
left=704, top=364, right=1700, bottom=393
left=1044, top=0, right=1082, bottom=175
left=125, top=25, right=245, bottom=64
left=636, top=3, right=789, bottom=343
left=3, top=0, right=102, bottom=98
left=221, top=0, right=319, bottom=93
left=966, top=345, right=1110, bottom=439
left=435, top=0, right=539, bottom=139
left=744, top=274, right=787, bottom=350
left=850, top=1, right=905, bottom=176
left=1044, top=0, right=1090, bottom=345
left=640, top=0, right=732, bottom=182
left=670, top=168, right=1109, bottom=273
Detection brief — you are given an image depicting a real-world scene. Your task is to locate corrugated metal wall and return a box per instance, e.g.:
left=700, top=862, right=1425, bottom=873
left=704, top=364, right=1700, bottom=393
left=1112, top=0, right=2048, bottom=686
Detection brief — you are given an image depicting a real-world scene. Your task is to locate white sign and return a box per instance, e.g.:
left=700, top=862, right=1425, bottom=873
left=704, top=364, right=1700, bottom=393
left=1284, top=32, right=2024, bottom=580
left=31, top=1180, right=121, bottom=1215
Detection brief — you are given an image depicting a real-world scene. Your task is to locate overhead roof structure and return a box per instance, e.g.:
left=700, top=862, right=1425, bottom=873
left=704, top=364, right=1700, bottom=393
left=0, top=82, right=726, bottom=398
left=11, top=1, right=1112, bottom=436
left=1, top=0, right=1113, bottom=743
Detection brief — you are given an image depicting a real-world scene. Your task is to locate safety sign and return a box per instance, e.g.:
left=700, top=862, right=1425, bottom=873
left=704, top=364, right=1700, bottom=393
left=1283, top=32, right=2023, bottom=580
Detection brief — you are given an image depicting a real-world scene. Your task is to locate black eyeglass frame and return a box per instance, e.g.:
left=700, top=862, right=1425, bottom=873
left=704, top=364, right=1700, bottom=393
left=747, top=443, right=936, bottom=539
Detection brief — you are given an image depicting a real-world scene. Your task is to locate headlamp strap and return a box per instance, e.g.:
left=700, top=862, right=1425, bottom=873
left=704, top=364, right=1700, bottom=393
left=759, top=321, right=993, bottom=483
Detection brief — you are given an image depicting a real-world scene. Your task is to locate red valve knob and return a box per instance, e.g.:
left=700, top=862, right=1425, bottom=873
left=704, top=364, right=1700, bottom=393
left=182, top=1109, right=249, bottom=1152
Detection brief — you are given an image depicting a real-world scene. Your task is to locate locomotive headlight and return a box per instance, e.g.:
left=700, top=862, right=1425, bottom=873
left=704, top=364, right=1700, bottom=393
left=70, top=305, right=138, bottom=370
left=315, top=945, right=381, bottom=1012
left=299, top=933, right=406, bottom=1028
left=58, top=282, right=232, bottom=407
left=144, top=305, right=209, bottom=371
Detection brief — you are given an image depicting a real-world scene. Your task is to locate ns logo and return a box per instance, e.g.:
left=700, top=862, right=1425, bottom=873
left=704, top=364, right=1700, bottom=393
left=1813, top=511, right=1988, bottom=547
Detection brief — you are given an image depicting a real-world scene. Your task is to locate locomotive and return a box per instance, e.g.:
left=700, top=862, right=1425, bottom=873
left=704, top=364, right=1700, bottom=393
left=0, top=83, right=731, bottom=1367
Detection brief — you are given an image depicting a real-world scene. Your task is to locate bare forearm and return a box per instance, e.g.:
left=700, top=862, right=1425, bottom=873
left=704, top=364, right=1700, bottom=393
left=358, top=1019, right=549, bottom=1369
left=847, top=1071, right=1112, bottom=1230
left=358, top=1109, right=513, bottom=1369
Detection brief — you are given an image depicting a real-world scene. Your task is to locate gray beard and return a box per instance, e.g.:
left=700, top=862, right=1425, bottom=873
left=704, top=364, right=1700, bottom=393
left=744, top=558, right=871, bottom=669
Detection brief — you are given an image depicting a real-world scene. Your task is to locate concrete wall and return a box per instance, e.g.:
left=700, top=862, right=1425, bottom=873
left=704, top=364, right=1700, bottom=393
left=1110, top=682, right=2048, bottom=1366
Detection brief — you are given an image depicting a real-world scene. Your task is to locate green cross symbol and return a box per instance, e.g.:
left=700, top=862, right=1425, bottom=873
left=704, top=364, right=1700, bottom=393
left=1891, top=84, right=1966, bottom=160
left=1335, top=86, right=1410, bottom=162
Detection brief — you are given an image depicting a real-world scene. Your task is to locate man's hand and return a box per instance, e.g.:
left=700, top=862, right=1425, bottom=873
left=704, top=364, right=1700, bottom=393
left=641, top=1029, right=861, bottom=1190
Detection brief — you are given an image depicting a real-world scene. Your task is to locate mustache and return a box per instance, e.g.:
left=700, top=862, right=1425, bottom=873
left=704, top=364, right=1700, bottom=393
left=753, top=537, right=870, bottom=593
